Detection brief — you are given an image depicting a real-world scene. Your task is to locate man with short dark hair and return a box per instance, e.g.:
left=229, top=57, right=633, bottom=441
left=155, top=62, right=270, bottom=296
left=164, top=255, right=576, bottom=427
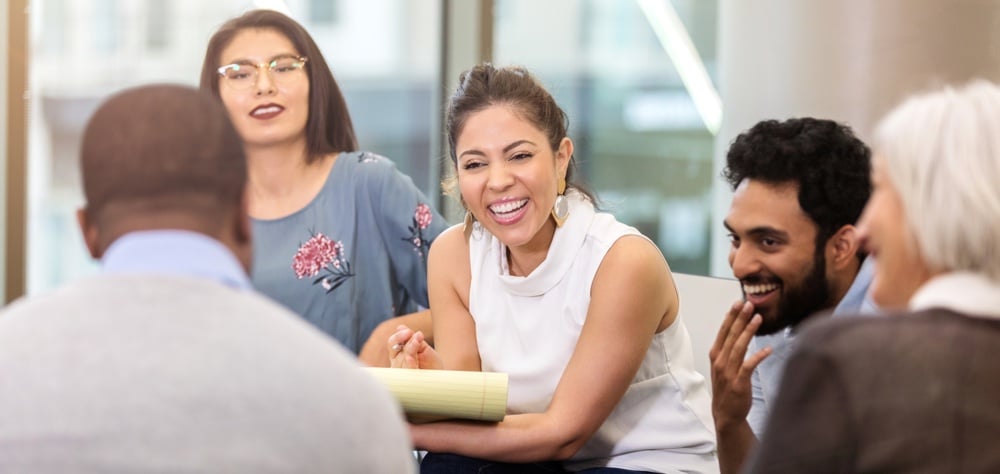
left=709, top=118, right=875, bottom=474
left=0, top=85, right=415, bottom=473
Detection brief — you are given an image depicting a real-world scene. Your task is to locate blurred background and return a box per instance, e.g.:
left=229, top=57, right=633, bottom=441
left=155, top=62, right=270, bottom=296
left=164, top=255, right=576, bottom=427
left=2, top=0, right=999, bottom=301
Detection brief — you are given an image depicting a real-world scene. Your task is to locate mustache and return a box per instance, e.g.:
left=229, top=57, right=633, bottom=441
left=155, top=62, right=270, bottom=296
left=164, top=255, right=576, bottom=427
left=739, top=273, right=783, bottom=286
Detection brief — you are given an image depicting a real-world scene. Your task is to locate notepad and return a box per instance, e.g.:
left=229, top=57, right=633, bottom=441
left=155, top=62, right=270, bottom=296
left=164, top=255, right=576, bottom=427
left=365, top=368, right=508, bottom=423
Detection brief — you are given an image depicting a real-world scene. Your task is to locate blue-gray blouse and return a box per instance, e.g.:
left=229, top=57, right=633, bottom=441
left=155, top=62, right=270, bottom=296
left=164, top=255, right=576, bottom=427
left=251, top=151, right=447, bottom=352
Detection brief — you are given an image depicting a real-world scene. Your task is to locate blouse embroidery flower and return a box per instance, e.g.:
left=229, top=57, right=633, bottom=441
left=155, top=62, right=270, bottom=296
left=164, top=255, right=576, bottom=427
left=357, top=151, right=380, bottom=164
left=404, top=203, right=434, bottom=260
left=292, top=232, right=354, bottom=293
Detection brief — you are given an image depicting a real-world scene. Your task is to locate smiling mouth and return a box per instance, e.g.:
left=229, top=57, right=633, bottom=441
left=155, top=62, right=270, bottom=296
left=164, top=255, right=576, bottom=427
left=251, top=105, right=283, bottom=118
left=743, top=282, right=780, bottom=296
left=489, top=199, right=528, bottom=216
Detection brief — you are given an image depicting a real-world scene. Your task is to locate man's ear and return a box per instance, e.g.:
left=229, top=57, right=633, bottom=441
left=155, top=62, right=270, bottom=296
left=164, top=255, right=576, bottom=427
left=825, top=224, right=862, bottom=271
left=76, top=207, right=102, bottom=259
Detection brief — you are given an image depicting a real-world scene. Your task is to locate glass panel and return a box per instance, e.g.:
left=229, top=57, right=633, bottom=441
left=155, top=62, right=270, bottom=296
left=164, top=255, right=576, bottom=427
left=93, top=0, right=119, bottom=53
left=309, top=0, right=339, bottom=24
left=26, top=0, right=442, bottom=294
left=493, top=0, right=718, bottom=275
left=145, top=0, right=170, bottom=51
left=38, top=0, right=66, bottom=54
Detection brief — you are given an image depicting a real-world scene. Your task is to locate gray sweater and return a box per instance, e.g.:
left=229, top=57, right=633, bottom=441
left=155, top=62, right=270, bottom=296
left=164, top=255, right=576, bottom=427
left=745, top=309, right=1000, bottom=474
left=0, top=274, right=415, bottom=473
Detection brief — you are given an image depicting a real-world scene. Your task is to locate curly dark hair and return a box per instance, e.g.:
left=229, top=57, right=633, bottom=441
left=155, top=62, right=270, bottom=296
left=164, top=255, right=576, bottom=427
left=723, top=118, right=872, bottom=251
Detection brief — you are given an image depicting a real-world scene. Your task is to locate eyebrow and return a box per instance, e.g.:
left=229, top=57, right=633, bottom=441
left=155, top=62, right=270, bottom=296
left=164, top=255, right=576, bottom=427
left=223, top=53, right=301, bottom=66
left=458, top=139, right=538, bottom=160
left=723, top=221, right=790, bottom=240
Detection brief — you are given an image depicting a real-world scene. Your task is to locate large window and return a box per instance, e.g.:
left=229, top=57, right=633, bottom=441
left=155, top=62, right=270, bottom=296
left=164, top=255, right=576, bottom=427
left=494, top=0, right=719, bottom=274
left=26, top=0, right=442, bottom=294
left=11, top=0, right=1000, bottom=298
left=20, top=0, right=720, bottom=296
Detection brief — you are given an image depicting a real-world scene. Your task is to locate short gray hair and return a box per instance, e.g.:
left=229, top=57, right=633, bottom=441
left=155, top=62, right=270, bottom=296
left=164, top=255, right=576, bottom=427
left=873, top=80, right=1000, bottom=282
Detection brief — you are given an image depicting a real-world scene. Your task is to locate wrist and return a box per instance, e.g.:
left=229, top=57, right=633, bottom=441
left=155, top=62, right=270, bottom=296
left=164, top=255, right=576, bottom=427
left=714, top=416, right=747, bottom=435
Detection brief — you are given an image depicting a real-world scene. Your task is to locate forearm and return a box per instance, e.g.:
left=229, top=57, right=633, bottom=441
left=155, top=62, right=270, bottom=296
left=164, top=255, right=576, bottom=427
left=395, top=310, right=434, bottom=345
left=716, top=420, right=758, bottom=474
left=412, top=413, right=582, bottom=463
left=359, top=310, right=433, bottom=367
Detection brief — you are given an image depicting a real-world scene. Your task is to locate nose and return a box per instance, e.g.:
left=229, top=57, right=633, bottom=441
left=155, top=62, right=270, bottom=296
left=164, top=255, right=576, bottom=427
left=487, top=161, right=514, bottom=191
left=729, top=242, right=762, bottom=280
left=254, top=66, right=276, bottom=96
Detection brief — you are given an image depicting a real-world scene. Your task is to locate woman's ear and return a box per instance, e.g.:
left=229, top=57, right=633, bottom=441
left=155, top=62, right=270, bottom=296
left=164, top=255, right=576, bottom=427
left=556, top=137, right=574, bottom=179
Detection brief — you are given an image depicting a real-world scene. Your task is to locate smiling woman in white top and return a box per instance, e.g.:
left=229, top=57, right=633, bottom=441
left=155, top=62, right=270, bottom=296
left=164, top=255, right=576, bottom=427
left=390, top=64, right=718, bottom=474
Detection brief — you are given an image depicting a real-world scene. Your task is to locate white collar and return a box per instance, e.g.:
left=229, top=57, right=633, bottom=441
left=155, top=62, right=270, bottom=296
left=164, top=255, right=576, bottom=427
left=494, top=190, right=594, bottom=297
left=909, top=272, right=1000, bottom=320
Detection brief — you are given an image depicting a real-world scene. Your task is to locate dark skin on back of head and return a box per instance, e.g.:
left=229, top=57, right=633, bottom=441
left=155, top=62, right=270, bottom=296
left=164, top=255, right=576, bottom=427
left=76, top=84, right=253, bottom=272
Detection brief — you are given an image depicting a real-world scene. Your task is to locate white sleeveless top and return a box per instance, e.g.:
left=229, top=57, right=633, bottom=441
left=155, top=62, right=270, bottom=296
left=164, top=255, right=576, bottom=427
left=468, top=192, right=719, bottom=473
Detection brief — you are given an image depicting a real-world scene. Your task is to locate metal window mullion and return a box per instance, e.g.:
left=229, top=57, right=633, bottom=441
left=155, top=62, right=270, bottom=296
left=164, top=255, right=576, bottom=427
left=434, top=0, right=493, bottom=222
left=5, top=0, right=28, bottom=303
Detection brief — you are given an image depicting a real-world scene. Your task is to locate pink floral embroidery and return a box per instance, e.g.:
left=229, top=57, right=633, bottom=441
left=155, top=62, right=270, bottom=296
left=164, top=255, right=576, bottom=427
left=415, top=203, right=433, bottom=230
left=292, top=232, right=353, bottom=293
left=404, top=203, right=434, bottom=260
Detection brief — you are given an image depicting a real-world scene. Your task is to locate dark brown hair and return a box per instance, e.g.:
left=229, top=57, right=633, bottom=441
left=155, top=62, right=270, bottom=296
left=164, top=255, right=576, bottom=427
left=81, top=84, right=246, bottom=222
left=199, top=9, right=357, bottom=162
left=445, top=63, right=593, bottom=202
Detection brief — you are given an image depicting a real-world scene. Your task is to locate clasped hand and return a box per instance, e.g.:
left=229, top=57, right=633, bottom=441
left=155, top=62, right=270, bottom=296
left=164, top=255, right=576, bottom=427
left=387, top=325, right=442, bottom=369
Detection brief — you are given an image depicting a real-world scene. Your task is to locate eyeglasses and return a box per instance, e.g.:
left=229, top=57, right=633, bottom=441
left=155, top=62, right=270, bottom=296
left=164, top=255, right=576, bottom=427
left=217, top=56, right=308, bottom=90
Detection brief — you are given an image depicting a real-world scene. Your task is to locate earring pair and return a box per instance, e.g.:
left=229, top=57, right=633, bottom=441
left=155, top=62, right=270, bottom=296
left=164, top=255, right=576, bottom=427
left=463, top=178, right=569, bottom=235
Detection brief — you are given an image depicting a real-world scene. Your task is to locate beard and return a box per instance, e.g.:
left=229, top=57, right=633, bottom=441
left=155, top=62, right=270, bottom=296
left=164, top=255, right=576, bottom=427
left=754, top=253, right=833, bottom=336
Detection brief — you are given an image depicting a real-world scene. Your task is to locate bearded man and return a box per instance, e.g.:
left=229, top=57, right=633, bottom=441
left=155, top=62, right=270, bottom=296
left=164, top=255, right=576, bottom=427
left=709, top=118, right=876, bottom=474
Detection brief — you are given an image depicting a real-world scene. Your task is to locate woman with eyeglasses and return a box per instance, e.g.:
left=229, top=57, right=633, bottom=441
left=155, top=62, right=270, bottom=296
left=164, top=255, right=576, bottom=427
left=199, top=9, right=446, bottom=364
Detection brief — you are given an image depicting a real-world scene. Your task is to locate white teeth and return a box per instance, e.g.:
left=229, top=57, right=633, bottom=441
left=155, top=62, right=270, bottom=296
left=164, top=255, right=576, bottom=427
left=489, top=199, right=528, bottom=215
left=252, top=106, right=281, bottom=116
left=743, top=283, right=780, bottom=295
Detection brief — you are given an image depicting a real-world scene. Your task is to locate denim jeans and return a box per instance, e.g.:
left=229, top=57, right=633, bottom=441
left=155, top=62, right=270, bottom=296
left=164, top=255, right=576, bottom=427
left=420, top=453, right=656, bottom=474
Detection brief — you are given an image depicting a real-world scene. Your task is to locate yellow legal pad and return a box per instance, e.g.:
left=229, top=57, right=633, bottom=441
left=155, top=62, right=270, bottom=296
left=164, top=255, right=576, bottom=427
left=366, top=368, right=508, bottom=423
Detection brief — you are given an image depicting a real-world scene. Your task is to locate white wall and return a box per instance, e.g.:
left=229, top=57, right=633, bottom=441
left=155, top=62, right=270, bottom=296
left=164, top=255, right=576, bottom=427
left=710, top=0, right=1000, bottom=277
left=673, top=272, right=741, bottom=388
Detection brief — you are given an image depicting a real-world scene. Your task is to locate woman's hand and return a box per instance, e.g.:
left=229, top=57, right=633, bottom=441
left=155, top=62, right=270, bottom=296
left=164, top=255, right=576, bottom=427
left=388, top=325, right=442, bottom=369
left=360, top=311, right=434, bottom=367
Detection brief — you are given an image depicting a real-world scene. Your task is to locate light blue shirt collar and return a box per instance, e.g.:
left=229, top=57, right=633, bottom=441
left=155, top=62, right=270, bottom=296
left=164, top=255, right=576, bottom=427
left=101, top=230, right=252, bottom=290
left=833, top=256, right=878, bottom=316
left=777, top=256, right=878, bottom=338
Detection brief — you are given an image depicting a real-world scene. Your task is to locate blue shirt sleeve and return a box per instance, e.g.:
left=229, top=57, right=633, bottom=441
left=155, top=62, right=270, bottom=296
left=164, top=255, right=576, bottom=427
left=748, top=354, right=769, bottom=437
left=363, top=153, right=448, bottom=309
